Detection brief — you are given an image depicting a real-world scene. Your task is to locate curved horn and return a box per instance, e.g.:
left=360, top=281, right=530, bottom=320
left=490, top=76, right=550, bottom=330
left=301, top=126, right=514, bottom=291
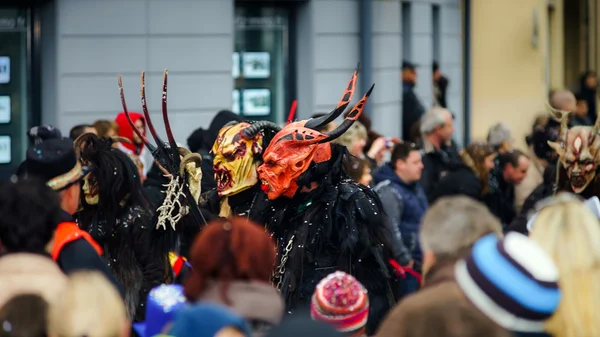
left=161, top=69, right=180, bottom=168
left=305, top=63, right=359, bottom=130
left=242, top=121, right=282, bottom=139
left=141, top=72, right=167, bottom=146
left=546, top=102, right=570, bottom=142
left=178, top=147, right=192, bottom=157
left=320, top=83, right=374, bottom=143
left=111, top=136, right=132, bottom=145
left=179, top=153, right=203, bottom=177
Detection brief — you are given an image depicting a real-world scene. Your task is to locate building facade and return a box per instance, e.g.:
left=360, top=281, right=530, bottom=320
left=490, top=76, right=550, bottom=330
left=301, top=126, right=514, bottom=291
left=0, top=0, right=463, bottom=178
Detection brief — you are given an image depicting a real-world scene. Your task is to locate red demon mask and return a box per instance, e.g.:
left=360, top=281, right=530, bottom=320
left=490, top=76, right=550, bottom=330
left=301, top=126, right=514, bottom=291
left=257, top=65, right=374, bottom=200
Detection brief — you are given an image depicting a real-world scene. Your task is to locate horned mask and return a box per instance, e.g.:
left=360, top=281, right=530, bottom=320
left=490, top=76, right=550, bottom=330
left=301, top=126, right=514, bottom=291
left=118, top=70, right=206, bottom=230
left=212, top=121, right=281, bottom=197
left=257, top=64, right=374, bottom=200
left=547, top=103, right=600, bottom=194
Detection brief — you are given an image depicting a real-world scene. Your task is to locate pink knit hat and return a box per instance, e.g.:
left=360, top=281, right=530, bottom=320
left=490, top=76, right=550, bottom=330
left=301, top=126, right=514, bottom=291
left=310, top=271, right=369, bottom=337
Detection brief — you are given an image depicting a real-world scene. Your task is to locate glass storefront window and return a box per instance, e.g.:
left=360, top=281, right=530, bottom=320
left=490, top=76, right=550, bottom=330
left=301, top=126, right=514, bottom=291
left=0, top=8, right=30, bottom=179
left=234, top=6, right=289, bottom=124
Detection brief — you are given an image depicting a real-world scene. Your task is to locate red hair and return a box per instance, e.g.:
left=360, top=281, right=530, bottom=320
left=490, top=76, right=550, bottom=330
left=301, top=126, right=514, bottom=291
left=184, top=217, right=276, bottom=303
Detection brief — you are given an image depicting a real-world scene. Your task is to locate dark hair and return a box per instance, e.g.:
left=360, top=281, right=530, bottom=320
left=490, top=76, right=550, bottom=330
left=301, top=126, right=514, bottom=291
left=0, top=177, right=61, bottom=254
left=498, top=149, right=527, bottom=169
left=69, top=124, right=93, bottom=140
left=343, top=156, right=369, bottom=183
left=184, top=217, right=275, bottom=303
left=391, top=142, right=420, bottom=170
left=76, top=134, right=150, bottom=240
left=575, top=93, right=587, bottom=102
left=433, top=61, right=439, bottom=72
left=0, top=294, right=48, bottom=337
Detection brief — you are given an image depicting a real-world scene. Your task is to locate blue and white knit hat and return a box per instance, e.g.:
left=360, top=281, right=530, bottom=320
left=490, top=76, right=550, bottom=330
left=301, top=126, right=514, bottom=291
left=454, top=232, right=561, bottom=333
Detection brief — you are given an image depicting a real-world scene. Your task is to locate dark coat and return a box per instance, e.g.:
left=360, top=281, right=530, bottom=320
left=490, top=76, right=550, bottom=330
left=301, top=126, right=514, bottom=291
left=421, top=146, right=462, bottom=203
left=373, top=164, right=428, bottom=265
left=507, top=163, right=556, bottom=234
left=429, top=164, right=483, bottom=204
left=55, top=211, right=124, bottom=299
left=484, top=166, right=517, bottom=230
left=402, top=83, right=425, bottom=140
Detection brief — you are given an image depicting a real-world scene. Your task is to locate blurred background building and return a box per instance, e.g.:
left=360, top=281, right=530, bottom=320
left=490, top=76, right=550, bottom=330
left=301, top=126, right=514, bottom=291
left=0, top=0, right=596, bottom=177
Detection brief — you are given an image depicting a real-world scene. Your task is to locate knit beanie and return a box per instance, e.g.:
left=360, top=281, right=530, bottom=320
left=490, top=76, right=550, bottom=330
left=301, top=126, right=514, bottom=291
left=454, top=232, right=561, bottom=333
left=310, top=271, right=369, bottom=336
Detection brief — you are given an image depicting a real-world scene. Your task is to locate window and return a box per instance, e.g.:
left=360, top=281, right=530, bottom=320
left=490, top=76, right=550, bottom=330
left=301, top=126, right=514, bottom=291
left=0, top=8, right=31, bottom=178
left=234, top=6, right=290, bottom=124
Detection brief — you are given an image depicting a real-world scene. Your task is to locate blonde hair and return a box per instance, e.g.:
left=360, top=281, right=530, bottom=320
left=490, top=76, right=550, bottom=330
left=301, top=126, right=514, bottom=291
left=333, top=122, right=367, bottom=148
left=529, top=194, right=600, bottom=337
left=47, top=271, right=128, bottom=337
left=420, top=196, right=503, bottom=260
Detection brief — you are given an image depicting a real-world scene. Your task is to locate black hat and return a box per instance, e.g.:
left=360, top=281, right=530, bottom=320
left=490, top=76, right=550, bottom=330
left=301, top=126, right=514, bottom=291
left=402, top=60, right=418, bottom=70
left=24, top=138, right=90, bottom=191
left=28, top=125, right=62, bottom=145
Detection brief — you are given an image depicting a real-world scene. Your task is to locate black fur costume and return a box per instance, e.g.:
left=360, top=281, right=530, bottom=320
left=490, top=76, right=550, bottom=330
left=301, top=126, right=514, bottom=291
left=267, top=145, right=399, bottom=335
left=75, top=135, right=172, bottom=322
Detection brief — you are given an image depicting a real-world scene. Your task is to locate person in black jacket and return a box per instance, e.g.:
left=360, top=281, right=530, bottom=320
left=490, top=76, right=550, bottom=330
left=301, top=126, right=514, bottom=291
left=19, top=138, right=124, bottom=298
left=186, top=110, right=244, bottom=193
left=402, top=61, right=425, bottom=140
left=429, top=142, right=496, bottom=204
left=578, top=70, right=597, bottom=122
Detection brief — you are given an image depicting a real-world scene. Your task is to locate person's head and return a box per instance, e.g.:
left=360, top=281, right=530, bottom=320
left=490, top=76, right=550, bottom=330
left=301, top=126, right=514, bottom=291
left=333, top=122, right=367, bottom=157
left=529, top=193, right=600, bottom=337
left=0, top=177, right=61, bottom=255
left=22, top=138, right=90, bottom=215
left=419, top=196, right=503, bottom=277
left=310, top=271, right=369, bottom=337
left=582, top=70, right=597, bottom=89
left=432, top=61, right=441, bottom=80
left=575, top=94, right=589, bottom=118
left=93, top=120, right=119, bottom=138
left=343, top=157, right=372, bottom=186
left=69, top=124, right=96, bottom=141
left=212, top=121, right=280, bottom=200
left=184, top=217, right=277, bottom=303
left=402, top=61, right=417, bottom=85
left=311, top=113, right=336, bottom=133
left=47, top=271, right=129, bottom=337
left=529, top=115, right=560, bottom=163
left=167, top=303, right=251, bottom=337
left=390, top=142, right=423, bottom=183
left=420, top=107, right=454, bottom=146
left=486, top=123, right=513, bottom=153
left=455, top=232, right=560, bottom=335
left=498, top=149, right=529, bottom=185
left=549, top=90, right=576, bottom=112
left=114, top=112, right=146, bottom=153
left=0, top=294, right=48, bottom=337
left=459, top=142, right=496, bottom=194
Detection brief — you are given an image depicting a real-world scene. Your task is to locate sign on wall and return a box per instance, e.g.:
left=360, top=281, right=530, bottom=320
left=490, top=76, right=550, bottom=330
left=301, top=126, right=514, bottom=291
left=0, top=57, right=10, bottom=84
left=0, top=136, right=11, bottom=164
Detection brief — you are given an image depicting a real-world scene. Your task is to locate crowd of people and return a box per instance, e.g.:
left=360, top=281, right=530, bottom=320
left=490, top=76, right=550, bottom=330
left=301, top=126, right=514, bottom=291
left=0, top=65, right=599, bottom=337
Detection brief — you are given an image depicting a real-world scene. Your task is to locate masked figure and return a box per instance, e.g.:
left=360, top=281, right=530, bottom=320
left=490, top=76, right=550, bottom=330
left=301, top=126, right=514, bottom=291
left=257, top=66, right=398, bottom=335
left=203, top=120, right=281, bottom=219
left=117, top=70, right=209, bottom=280
left=547, top=103, right=600, bottom=199
left=75, top=134, right=170, bottom=322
